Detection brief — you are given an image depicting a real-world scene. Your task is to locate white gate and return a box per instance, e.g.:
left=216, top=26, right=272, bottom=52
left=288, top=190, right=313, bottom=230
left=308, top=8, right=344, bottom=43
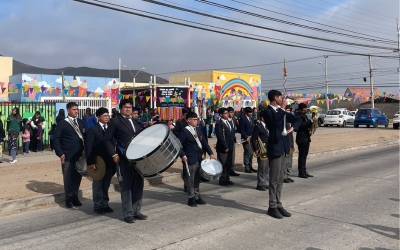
left=39, top=97, right=112, bottom=118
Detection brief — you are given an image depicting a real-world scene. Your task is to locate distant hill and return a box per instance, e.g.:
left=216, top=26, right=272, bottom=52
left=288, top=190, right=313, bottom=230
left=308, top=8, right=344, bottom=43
left=3, top=55, right=168, bottom=84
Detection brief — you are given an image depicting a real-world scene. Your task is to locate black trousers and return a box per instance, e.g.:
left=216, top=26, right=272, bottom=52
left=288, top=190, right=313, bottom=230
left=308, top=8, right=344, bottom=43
left=297, top=142, right=310, bottom=174
left=208, top=124, right=213, bottom=137
left=218, top=150, right=233, bottom=183
left=62, top=161, right=83, bottom=200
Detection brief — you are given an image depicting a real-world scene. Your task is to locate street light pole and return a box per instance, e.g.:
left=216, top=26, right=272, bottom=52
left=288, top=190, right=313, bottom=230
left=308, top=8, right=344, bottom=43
left=368, top=54, right=374, bottom=108
left=133, top=68, right=145, bottom=107
left=319, top=55, right=329, bottom=110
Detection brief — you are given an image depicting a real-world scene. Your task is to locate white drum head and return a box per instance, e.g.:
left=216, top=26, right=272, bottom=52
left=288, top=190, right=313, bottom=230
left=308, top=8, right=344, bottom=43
left=126, top=124, right=168, bottom=160
left=201, top=159, right=222, bottom=175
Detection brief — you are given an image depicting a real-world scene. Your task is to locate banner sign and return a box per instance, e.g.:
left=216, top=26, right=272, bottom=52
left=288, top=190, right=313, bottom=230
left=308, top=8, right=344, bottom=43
left=156, top=87, right=188, bottom=107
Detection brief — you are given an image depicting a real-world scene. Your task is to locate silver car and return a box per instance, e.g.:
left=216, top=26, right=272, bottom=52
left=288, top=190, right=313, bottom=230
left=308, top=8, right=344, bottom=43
left=324, top=109, right=354, bottom=127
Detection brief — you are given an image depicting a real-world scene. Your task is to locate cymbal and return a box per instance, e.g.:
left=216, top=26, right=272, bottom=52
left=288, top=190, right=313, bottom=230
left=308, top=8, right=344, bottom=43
left=87, top=156, right=106, bottom=180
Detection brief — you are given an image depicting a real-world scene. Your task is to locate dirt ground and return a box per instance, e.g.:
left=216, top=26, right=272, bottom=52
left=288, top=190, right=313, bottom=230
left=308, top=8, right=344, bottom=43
left=0, top=127, right=398, bottom=202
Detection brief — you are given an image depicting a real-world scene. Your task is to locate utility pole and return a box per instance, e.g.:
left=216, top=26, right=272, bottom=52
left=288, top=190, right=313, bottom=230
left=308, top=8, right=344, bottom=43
left=118, top=58, right=121, bottom=101
left=397, top=18, right=400, bottom=73
left=368, top=54, right=374, bottom=108
left=61, top=71, right=66, bottom=102
left=324, top=55, right=329, bottom=110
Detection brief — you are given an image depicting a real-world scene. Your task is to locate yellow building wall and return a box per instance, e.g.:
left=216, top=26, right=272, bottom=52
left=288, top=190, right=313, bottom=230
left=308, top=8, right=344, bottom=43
left=0, top=56, right=13, bottom=98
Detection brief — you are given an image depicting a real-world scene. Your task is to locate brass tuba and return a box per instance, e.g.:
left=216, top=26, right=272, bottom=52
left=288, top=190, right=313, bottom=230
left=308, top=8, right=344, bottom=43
left=309, top=106, right=321, bottom=136
left=252, top=136, right=268, bottom=160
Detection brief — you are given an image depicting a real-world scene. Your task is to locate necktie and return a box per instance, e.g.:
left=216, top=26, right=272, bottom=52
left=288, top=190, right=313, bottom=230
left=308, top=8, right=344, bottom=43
left=103, top=124, right=107, bottom=131
left=73, top=119, right=78, bottom=127
left=125, top=117, right=135, bottom=132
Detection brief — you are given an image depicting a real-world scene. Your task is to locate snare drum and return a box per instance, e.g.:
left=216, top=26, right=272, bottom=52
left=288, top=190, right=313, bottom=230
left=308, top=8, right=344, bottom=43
left=75, top=154, right=87, bottom=176
left=200, top=159, right=223, bottom=180
left=125, top=123, right=181, bottom=177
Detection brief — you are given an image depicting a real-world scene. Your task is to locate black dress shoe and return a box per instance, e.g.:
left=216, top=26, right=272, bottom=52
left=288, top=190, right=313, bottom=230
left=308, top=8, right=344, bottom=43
left=71, top=198, right=82, bottom=206
left=133, top=214, right=148, bottom=220
left=250, top=168, right=257, bottom=173
left=103, top=206, right=114, bottom=213
left=195, top=197, right=206, bottom=205
left=226, top=180, right=234, bottom=185
left=201, top=177, right=210, bottom=182
left=230, top=171, right=240, bottom=176
left=245, top=169, right=252, bottom=173
left=264, top=184, right=269, bottom=189
left=298, top=174, right=308, bottom=178
left=305, top=172, right=314, bottom=177
left=183, top=186, right=187, bottom=193
left=94, top=208, right=105, bottom=214
left=256, top=185, right=267, bottom=191
left=187, top=198, right=197, bottom=207
left=65, top=200, right=73, bottom=208
left=267, top=207, right=283, bottom=219
left=278, top=207, right=292, bottom=217
left=124, top=216, right=136, bottom=223
left=283, top=178, right=291, bottom=183
left=219, top=182, right=229, bottom=186
left=288, top=178, right=295, bottom=183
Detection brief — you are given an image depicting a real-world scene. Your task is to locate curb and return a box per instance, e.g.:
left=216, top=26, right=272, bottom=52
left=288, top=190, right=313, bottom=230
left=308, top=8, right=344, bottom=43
left=1, top=140, right=398, bottom=214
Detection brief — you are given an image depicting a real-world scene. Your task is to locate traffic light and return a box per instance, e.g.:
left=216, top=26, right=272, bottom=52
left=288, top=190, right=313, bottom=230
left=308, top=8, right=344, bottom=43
left=363, top=77, right=367, bottom=82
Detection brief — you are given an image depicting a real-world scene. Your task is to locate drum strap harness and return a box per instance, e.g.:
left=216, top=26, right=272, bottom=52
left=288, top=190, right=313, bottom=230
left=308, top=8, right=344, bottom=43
left=185, top=126, right=202, bottom=150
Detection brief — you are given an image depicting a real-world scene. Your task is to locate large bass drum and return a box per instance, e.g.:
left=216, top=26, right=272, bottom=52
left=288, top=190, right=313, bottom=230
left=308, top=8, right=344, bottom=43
left=125, top=123, right=181, bottom=177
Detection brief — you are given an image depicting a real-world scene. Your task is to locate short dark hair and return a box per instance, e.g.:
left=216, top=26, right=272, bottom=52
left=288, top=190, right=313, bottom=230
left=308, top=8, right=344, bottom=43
left=66, top=102, right=78, bottom=110
left=95, top=107, right=109, bottom=117
left=132, top=107, right=140, bottom=113
left=298, top=103, right=307, bottom=110
left=186, top=112, right=198, bottom=119
left=35, top=111, right=41, bottom=116
left=119, top=99, right=133, bottom=109
left=182, top=107, right=190, bottom=115
left=218, top=108, right=228, bottom=115
left=268, top=90, right=282, bottom=102
left=244, top=107, right=253, bottom=113
left=227, top=107, right=234, bottom=112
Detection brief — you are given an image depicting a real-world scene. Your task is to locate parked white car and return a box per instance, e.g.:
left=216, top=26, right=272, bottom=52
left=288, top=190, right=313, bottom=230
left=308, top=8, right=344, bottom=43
left=324, top=109, right=354, bottom=127
left=393, top=111, right=400, bottom=129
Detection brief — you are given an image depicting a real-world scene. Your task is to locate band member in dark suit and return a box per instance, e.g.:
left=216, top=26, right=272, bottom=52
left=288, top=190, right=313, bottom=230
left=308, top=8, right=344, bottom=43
left=54, top=102, right=86, bottom=208
left=85, top=107, right=115, bottom=214
left=251, top=115, right=269, bottom=191
left=295, top=103, right=314, bottom=179
left=179, top=112, right=215, bottom=207
left=215, top=108, right=235, bottom=186
left=227, top=107, right=240, bottom=177
left=284, top=105, right=295, bottom=183
left=239, top=107, right=256, bottom=173
left=104, top=99, right=146, bottom=224
left=172, top=107, right=190, bottom=192
left=262, top=90, right=300, bottom=219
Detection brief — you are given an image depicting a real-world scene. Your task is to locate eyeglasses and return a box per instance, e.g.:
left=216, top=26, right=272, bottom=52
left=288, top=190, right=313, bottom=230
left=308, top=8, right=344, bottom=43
left=122, top=106, right=132, bottom=109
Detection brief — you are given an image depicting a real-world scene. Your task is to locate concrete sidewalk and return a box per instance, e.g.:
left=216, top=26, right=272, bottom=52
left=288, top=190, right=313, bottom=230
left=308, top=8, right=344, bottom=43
left=0, top=137, right=398, bottom=215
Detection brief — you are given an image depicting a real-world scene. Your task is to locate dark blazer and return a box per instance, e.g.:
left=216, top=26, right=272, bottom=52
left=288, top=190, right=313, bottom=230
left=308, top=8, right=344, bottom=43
left=228, top=118, right=237, bottom=142
left=295, top=113, right=312, bottom=144
left=104, top=114, right=142, bottom=158
left=215, top=119, right=235, bottom=153
left=198, top=117, right=207, bottom=142
left=239, top=115, right=254, bottom=140
left=56, top=115, right=65, bottom=124
left=262, top=106, right=300, bottom=157
left=285, top=118, right=294, bottom=148
left=0, top=120, right=5, bottom=140
left=172, top=119, right=188, bottom=137
left=54, top=118, right=86, bottom=162
left=251, top=122, right=269, bottom=151
left=179, top=126, right=213, bottom=165
left=85, top=123, right=115, bottom=168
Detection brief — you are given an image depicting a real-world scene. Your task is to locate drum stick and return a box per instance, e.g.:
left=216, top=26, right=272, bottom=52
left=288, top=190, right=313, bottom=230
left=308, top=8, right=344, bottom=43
left=185, top=162, right=190, bottom=177
left=116, top=165, right=123, bottom=182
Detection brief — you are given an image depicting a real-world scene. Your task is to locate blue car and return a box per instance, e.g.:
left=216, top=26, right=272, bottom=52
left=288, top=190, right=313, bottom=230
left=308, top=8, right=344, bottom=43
left=354, top=108, right=389, bottom=128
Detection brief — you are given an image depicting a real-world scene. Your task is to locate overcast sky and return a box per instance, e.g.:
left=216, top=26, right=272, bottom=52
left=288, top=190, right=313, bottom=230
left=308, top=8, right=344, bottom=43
left=0, top=0, right=399, bottom=94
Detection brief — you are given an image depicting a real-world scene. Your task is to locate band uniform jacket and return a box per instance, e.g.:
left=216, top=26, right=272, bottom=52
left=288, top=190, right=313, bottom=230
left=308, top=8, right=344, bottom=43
left=103, top=114, right=142, bottom=158
left=294, top=113, right=312, bottom=144
left=85, top=123, right=115, bottom=172
left=239, top=116, right=254, bottom=140
left=198, top=117, right=208, bottom=142
left=54, top=118, right=86, bottom=162
left=215, top=120, right=235, bottom=153
left=251, top=122, right=269, bottom=152
left=262, top=106, right=300, bottom=157
left=285, top=119, right=294, bottom=149
left=172, top=119, right=188, bottom=137
left=178, top=127, right=213, bottom=165
left=228, top=118, right=237, bottom=143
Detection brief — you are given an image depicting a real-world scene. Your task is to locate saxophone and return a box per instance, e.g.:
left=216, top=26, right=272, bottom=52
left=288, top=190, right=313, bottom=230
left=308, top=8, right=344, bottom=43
left=253, top=136, right=268, bottom=160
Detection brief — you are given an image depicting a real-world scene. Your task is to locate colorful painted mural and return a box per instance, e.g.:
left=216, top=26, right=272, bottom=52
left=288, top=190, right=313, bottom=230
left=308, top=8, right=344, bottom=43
left=8, top=74, right=121, bottom=107
left=189, top=71, right=261, bottom=103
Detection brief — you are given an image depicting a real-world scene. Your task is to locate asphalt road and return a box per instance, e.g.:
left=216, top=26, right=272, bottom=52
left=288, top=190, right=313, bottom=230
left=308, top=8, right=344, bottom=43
left=0, top=145, right=398, bottom=250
